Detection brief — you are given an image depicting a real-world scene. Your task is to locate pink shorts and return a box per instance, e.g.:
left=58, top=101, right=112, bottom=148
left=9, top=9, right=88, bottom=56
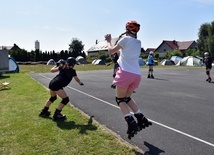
left=113, top=67, right=141, bottom=89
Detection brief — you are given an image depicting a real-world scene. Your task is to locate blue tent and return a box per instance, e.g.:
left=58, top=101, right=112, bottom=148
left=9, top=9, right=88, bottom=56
left=139, top=58, right=146, bottom=66
left=92, top=59, right=106, bottom=65
left=8, top=56, right=19, bottom=73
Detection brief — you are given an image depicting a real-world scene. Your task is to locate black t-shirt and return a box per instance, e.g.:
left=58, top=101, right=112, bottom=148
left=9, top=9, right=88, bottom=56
left=203, top=57, right=213, bottom=68
left=51, top=68, right=77, bottom=87
left=112, top=53, right=119, bottom=64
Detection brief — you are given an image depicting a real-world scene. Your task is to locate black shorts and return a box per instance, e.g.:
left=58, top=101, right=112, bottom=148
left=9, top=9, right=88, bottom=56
left=49, top=80, right=63, bottom=91
left=206, top=66, right=212, bottom=70
left=148, top=64, right=154, bottom=66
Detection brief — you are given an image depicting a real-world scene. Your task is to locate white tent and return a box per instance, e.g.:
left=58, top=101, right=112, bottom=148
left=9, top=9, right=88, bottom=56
left=180, top=56, right=202, bottom=66
left=76, top=56, right=87, bottom=64
left=92, top=59, right=97, bottom=64
left=47, top=59, right=56, bottom=65
left=92, top=59, right=105, bottom=65
left=170, top=56, right=182, bottom=65
left=160, top=59, right=175, bottom=66
left=138, top=58, right=146, bottom=66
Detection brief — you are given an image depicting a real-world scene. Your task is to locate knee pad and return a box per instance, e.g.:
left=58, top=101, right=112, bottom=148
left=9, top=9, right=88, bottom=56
left=61, top=97, right=69, bottom=105
left=148, top=69, right=151, bottom=71
left=49, top=96, right=57, bottom=103
left=113, top=74, right=116, bottom=78
left=125, top=97, right=131, bottom=103
left=150, top=69, right=153, bottom=72
left=206, top=70, right=210, bottom=75
left=115, top=97, right=126, bottom=106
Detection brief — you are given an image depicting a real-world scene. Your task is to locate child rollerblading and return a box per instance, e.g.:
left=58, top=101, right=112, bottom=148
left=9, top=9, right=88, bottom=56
left=39, top=57, right=84, bottom=121
left=147, top=51, right=155, bottom=78
left=105, top=20, right=152, bottom=139
left=202, top=52, right=213, bottom=83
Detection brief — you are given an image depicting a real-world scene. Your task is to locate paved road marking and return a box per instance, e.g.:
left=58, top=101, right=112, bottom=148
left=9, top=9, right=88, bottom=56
left=39, top=74, right=214, bottom=148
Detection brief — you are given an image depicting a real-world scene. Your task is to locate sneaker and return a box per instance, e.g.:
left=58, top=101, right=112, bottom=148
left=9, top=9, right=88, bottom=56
left=125, top=116, right=140, bottom=139
left=134, top=113, right=152, bottom=130
left=147, top=74, right=150, bottom=78
left=206, top=78, right=209, bottom=81
left=111, top=84, right=116, bottom=89
left=53, top=113, right=66, bottom=121
left=151, top=75, right=154, bottom=79
left=39, top=109, right=51, bottom=117
left=208, top=78, right=212, bottom=83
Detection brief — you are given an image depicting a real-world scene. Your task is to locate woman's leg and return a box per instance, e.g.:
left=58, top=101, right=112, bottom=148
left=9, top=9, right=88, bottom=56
left=125, top=87, right=152, bottom=130
left=55, top=89, right=68, bottom=110
left=53, top=89, right=69, bottom=120
left=45, top=90, right=57, bottom=107
left=116, top=86, right=129, bottom=115
left=116, top=86, right=139, bottom=139
left=150, top=66, right=154, bottom=78
left=39, top=90, right=57, bottom=116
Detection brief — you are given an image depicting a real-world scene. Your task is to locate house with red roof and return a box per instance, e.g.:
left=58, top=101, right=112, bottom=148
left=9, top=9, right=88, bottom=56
left=87, top=38, right=145, bottom=56
left=155, top=40, right=197, bottom=58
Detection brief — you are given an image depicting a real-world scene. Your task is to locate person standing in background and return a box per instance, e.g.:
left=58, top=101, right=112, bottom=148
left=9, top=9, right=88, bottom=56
left=147, top=51, right=155, bottom=79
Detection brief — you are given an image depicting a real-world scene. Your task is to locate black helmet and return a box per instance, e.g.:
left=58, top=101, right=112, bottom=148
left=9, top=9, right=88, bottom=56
left=58, top=59, right=66, bottom=64
left=67, top=57, right=77, bottom=66
left=56, top=59, right=66, bottom=66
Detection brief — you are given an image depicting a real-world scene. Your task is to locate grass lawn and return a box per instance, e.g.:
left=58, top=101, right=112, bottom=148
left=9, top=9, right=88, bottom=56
left=0, top=64, right=143, bottom=155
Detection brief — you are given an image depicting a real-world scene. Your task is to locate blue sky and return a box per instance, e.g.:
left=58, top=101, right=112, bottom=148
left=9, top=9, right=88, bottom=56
left=0, top=0, right=214, bottom=52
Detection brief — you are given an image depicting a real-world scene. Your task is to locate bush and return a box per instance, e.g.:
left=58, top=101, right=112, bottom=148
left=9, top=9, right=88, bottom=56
left=165, top=50, right=183, bottom=59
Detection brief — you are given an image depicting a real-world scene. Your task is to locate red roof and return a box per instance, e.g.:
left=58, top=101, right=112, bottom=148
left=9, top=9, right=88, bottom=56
left=164, top=40, right=179, bottom=50
left=177, top=41, right=195, bottom=50
left=157, top=40, right=195, bottom=51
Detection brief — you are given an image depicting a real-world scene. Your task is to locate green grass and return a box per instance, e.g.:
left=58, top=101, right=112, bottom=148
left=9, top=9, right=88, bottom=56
left=19, top=64, right=114, bottom=73
left=0, top=65, right=143, bottom=155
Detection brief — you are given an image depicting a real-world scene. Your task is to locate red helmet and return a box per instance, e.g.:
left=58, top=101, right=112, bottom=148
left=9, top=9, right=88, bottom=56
left=126, top=20, right=140, bottom=33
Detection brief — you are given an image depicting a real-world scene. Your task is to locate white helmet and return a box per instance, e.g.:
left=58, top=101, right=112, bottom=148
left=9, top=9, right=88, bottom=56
left=204, top=52, right=209, bottom=55
left=149, top=51, right=154, bottom=55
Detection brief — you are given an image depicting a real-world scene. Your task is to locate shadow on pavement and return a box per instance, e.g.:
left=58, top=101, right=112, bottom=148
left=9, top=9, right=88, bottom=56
left=143, top=141, right=165, bottom=155
left=152, top=78, right=169, bottom=81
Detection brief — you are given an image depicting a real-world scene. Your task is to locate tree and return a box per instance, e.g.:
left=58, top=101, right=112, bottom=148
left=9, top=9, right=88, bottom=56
left=197, top=21, right=214, bottom=56
left=207, top=21, right=214, bottom=55
left=164, top=50, right=182, bottom=59
left=68, top=38, right=84, bottom=58
left=185, top=49, right=202, bottom=57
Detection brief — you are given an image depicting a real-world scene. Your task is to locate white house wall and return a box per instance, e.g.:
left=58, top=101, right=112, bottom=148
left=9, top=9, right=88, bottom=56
left=156, top=43, right=173, bottom=58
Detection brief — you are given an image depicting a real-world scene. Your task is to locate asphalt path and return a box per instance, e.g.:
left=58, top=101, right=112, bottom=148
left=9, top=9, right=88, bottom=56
left=30, top=67, right=214, bottom=155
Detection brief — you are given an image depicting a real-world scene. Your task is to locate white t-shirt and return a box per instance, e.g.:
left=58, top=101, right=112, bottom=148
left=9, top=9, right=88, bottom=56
left=117, top=36, right=141, bottom=75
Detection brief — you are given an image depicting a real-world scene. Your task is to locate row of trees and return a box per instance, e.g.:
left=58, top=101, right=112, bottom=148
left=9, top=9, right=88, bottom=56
left=7, top=20, right=214, bottom=62
left=8, top=38, right=86, bottom=62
